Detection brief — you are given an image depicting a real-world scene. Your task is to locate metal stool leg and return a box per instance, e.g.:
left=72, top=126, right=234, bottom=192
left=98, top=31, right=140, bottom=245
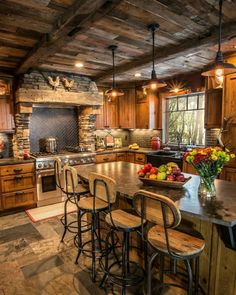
left=184, top=259, right=193, bottom=295
left=61, top=197, right=69, bottom=242
left=91, top=212, right=97, bottom=282
left=194, top=257, right=200, bottom=295
left=147, top=252, right=159, bottom=295
left=75, top=208, right=82, bottom=264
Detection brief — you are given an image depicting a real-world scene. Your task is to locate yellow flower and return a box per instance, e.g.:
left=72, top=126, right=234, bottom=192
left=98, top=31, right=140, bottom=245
left=211, top=154, right=218, bottom=161
left=225, top=148, right=230, bottom=153
left=230, top=153, right=235, bottom=159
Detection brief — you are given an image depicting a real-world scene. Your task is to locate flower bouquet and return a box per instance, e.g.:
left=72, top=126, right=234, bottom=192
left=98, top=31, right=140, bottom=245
left=184, top=147, right=235, bottom=198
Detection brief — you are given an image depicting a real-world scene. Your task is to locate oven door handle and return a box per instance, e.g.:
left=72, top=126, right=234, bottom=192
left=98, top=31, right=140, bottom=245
left=36, top=169, right=55, bottom=175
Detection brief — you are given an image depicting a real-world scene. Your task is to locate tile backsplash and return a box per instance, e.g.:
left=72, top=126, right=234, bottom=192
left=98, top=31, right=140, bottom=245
left=95, top=129, right=162, bottom=148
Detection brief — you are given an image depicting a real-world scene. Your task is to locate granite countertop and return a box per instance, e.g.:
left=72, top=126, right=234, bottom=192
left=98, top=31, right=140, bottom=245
left=0, top=158, right=35, bottom=166
left=95, top=147, right=155, bottom=155
left=76, top=162, right=236, bottom=227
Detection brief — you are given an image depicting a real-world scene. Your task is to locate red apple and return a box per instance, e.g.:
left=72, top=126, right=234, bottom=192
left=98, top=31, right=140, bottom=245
left=150, top=167, right=158, bottom=174
left=143, top=163, right=152, bottom=173
left=176, top=174, right=185, bottom=182
left=167, top=175, right=175, bottom=181
left=171, top=167, right=181, bottom=176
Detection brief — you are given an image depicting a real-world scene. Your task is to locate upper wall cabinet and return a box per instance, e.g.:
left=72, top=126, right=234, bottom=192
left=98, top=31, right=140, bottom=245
left=135, top=87, right=161, bottom=129
left=118, top=89, right=135, bottom=129
left=223, top=73, right=236, bottom=119
left=95, top=88, right=136, bottom=129
left=0, top=78, right=14, bottom=133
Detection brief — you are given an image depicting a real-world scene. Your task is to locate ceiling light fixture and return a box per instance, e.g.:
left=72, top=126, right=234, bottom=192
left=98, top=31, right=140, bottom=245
left=143, top=24, right=167, bottom=90
left=105, top=45, right=124, bottom=101
left=75, top=62, right=84, bottom=68
left=135, top=73, right=141, bottom=77
left=201, top=0, right=236, bottom=80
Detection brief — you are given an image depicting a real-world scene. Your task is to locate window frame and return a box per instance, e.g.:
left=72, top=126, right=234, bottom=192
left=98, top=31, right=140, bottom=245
left=164, top=92, right=205, bottom=145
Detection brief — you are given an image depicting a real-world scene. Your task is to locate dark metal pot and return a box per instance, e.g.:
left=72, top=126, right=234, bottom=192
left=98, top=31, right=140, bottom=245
left=39, top=137, right=58, bottom=153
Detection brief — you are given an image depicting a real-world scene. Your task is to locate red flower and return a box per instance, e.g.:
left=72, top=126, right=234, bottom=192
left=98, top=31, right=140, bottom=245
left=193, top=154, right=208, bottom=164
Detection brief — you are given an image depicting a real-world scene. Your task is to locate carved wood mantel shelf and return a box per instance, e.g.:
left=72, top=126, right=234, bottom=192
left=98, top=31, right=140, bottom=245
left=15, top=88, right=103, bottom=106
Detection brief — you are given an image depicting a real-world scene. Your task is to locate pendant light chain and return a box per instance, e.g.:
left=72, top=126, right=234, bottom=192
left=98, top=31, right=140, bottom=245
left=218, top=0, right=223, bottom=53
left=112, top=47, right=116, bottom=88
left=152, top=27, right=155, bottom=73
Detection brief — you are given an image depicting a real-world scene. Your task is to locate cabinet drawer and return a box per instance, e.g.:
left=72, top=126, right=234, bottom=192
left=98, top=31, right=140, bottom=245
left=96, top=154, right=117, bottom=163
left=134, top=153, right=146, bottom=164
left=2, top=189, right=36, bottom=209
left=127, top=152, right=135, bottom=163
left=116, top=153, right=127, bottom=161
left=0, top=163, right=34, bottom=176
left=1, top=173, right=35, bottom=193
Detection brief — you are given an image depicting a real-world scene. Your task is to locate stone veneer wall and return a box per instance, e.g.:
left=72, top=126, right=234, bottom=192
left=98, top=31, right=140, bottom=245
left=13, top=114, right=30, bottom=158
left=79, top=112, right=96, bottom=151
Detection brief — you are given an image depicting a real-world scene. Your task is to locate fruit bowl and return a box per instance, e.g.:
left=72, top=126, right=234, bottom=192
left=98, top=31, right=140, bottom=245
left=138, top=176, right=191, bottom=188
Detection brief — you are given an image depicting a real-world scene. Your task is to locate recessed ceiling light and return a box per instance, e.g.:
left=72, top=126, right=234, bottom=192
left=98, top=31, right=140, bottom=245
left=135, top=73, right=141, bottom=77
left=75, top=62, right=84, bottom=68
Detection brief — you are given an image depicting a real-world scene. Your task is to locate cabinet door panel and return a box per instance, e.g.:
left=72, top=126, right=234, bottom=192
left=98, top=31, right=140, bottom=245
left=104, top=98, right=118, bottom=128
left=220, top=167, right=236, bottom=183
left=205, top=88, right=222, bottom=129
left=136, top=102, right=149, bottom=129
left=2, top=189, right=36, bottom=209
left=96, top=153, right=116, bottom=163
left=1, top=173, right=35, bottom=193
left=224, top=74, right=236, bottom=118
left=118, top=89, right=135, bottom=129
left=0, top=98, right=14, bottom=132
left=126, top=152, right=135, bottom=163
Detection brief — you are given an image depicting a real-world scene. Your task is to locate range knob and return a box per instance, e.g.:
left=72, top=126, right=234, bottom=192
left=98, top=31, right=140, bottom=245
left=81, top=158, right=86, bottom=163
left=69, top=160, right=74, bottom=165
left=74, top=160, right=78, bottom=164
left=48, top=163, right=53, bottom=168
left=43, top=163, right=48, bottom=168
left=38, top=163, right=42, bottom=169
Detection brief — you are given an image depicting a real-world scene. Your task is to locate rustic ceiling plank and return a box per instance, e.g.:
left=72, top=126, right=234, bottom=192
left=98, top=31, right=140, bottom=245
left=125, top=0, right=207, bottom=35
left=95, top=21, right=236, bottom=82
left=16, top=0, right=122, bottom=74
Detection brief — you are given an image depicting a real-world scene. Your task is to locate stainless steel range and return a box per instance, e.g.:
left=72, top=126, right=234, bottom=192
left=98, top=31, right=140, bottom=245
left=31, top=151, right=95, bottom=207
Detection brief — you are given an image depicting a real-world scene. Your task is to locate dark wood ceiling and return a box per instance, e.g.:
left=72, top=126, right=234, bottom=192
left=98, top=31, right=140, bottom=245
left=0, top=0, right=235, bottom=83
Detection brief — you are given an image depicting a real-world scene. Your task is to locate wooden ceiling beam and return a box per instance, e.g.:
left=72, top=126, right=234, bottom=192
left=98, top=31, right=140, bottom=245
left=95, top=21, right=236, bottom=82
left=16, top=0, right=122, bottom=74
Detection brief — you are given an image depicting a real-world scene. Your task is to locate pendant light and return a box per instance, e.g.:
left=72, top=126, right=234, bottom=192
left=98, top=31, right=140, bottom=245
left=143, top=24, right=167, bottom=90
left=105, top=45, right=124, bottom=100
left=201, top=0, right=236, bottom=79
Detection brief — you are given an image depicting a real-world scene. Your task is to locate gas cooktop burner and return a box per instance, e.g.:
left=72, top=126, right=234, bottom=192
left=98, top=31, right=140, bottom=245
left=30, top=151, right=68, bottom=158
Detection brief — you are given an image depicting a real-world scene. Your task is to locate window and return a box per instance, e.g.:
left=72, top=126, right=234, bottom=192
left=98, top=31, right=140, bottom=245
left=165, top=92, right=205, bottom=145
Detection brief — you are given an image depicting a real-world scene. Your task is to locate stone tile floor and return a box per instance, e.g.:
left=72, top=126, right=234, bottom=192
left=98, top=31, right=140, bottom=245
left=0, top=211, right=184, bottom=295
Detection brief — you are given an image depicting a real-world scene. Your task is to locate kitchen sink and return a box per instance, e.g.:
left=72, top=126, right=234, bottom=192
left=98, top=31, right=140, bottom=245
left=149, top=150, right=177, bottom=156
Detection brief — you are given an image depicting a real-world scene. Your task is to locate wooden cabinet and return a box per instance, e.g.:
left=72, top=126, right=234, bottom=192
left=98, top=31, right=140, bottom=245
left=182, top=161, right=198, bottom=175
left=0, top=162, right=36, bottom=211
left=96, top=153, right=117, bottom=163
left=126, top=152, right=135, bottom=163
left=204, top=88, right=222, bottom=129
left=0, top=78, right=14, bottom=132
left=134, top=153, right=146, bottom=165
left=104, top=97, right=119, bottom=128
left=118, top=89, right=135, bottom=129
left=220, top=167, right=236, bottom=183
left=95, top=88, right=136, bottom=129
left=116, top=153, right=127, bottom=161
left=223, top=73, right=236, bottom=119
left=135, top=87, right=161, bottom=129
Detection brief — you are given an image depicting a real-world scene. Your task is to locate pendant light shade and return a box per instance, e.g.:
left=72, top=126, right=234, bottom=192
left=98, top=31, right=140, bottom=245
left=105, top=45, right=124, bottom=99
left=143, top=24, right=167, bottom=90
left=201, top=0, right=236, bottom=78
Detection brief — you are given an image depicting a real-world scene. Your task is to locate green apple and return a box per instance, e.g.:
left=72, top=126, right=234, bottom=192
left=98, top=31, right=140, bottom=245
left=157, top=172, right=167, bottom=180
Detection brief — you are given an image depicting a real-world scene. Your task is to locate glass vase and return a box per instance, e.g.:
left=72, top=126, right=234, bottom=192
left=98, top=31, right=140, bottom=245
left=198, top=176, right=216, bottom=198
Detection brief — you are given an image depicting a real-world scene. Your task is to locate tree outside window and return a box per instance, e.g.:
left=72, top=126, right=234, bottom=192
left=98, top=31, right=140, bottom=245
left=165, top=93, right=205, bottom=145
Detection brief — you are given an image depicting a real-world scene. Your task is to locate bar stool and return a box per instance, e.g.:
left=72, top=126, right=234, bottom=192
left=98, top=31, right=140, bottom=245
left=54, top=158, right=89, bottom=242
left=100, top=201, right=146, bottom=294
left=75, top=172, right=117, bottom=282
left=133, top=190, right=205, bottom=295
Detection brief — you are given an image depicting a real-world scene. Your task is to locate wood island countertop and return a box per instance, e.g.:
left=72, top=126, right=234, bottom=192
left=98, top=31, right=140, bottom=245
left=76, top=162, right=236, bottom=227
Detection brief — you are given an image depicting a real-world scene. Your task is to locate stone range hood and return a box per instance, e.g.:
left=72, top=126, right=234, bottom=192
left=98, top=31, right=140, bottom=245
left=13, top=70, right=102, bottom=158
left=15, top=70, right=102, bottom=106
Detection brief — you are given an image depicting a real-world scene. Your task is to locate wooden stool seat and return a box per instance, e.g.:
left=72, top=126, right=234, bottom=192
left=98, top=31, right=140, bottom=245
left=148, top=224, right=205, bottom=257
left=77, top=196, right=109, bottom=211
left=67, top=184, right=88, bottom=194
left=105, top=209, right=144, bottom=230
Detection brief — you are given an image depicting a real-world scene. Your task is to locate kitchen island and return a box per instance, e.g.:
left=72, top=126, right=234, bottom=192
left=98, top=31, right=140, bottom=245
left=77, top=162, right=236, bottom=295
